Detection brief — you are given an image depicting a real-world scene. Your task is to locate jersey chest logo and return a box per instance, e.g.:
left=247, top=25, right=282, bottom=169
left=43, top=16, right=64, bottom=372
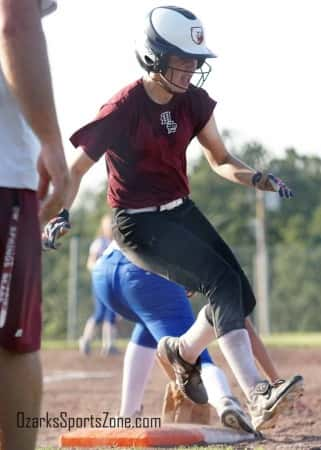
left=160, top=111, right=178, bottom=135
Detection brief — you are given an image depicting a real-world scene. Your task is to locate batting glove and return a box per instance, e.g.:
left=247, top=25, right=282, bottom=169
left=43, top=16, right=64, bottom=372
left=42, top=208, right=71, bottom=250
left=252, top=172, right=293, bottom=198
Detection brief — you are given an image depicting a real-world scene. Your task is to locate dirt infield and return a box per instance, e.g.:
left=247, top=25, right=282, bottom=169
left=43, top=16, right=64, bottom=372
left=37, top=347, right=321, bottom=449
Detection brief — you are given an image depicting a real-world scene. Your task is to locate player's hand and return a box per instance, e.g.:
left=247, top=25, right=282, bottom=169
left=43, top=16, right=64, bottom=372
left=37, top=143, right=69, bottom=225
left=266, top=174, right=293, bottom=198
left=42, top=209, right=71, bottom=250
left=252, top=172, right=293, bottom=198
left=186, top=290, right=196, bottom=298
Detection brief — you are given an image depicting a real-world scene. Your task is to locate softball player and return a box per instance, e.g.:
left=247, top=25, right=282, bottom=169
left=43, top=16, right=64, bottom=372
left=0, top=1, right=69, bottom=449
left=44, top=5, right=303, bottom=431
left=79, top=215, right=120, bottom=355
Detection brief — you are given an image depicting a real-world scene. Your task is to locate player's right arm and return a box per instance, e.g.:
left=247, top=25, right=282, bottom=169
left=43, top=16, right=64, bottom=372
left=0, top=0, right=69, bottom=223
left=64, top=148, right=95, bottom=210
left=42, top=148, right=94, bottom=250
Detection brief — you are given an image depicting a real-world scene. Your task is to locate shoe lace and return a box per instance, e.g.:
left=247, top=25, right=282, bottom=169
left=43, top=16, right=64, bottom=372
left=255, top=379, right=285, bottom=401
left=174, top=362, right=202, bottom=388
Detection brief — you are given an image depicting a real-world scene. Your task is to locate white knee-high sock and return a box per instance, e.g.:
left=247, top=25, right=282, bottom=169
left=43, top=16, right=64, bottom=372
left=217, top=329, right=262, bottom=400
left=102, top=322, right=118, bottom=351
left=81, top=317, right=98, bottom=343
left=102, top=321, right=112, bottom=350
left=119, top=342, right=156, bottom=417
left=201, top=363, right=233, bottom=410
left=179, top=306, right=215, bottom=364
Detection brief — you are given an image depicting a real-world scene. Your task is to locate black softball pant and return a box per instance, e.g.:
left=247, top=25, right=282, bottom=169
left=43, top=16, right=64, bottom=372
left=112, top=198, right=256, bottom=338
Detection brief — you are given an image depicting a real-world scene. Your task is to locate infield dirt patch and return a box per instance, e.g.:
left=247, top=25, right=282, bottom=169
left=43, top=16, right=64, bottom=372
left=37, top=347, right=321, bottom=449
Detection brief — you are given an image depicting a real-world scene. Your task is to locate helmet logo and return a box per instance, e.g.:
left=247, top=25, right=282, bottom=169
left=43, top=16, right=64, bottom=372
left=191, top=27, right=204, bottom=45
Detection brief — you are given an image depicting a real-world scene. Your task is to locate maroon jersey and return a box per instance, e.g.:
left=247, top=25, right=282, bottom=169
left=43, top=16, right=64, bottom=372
left=70, top=78, right=216, bottom=208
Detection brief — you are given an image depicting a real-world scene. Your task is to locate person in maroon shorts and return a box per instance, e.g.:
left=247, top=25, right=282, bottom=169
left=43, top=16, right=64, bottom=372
left=0, top=1, right=69, bottom=449
left=45, top=5, right=303, bottom=431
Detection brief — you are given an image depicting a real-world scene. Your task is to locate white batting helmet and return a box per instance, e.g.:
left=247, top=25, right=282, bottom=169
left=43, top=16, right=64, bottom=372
left=135, top=6, right=216, bottom=87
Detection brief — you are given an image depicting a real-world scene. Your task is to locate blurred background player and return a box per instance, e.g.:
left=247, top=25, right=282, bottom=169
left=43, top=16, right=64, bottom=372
left=0, top=1, right=69, bottom=449
left=79, top=214, right=120, bottom=355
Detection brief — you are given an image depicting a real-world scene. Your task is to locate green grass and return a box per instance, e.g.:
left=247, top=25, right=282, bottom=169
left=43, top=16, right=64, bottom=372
left=41, top=333, right=321, bottom=351
left=261, top=332, right=321, bottom=347
left=41, top=338, right=130, bottom=351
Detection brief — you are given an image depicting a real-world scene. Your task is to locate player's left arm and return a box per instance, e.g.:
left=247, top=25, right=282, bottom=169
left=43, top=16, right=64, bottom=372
left=197, top=115, right=256, bottom=186
left=197, top=115, right=293, bottom=197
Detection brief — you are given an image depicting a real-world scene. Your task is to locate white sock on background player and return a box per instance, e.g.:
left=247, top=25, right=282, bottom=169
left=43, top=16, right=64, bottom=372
left=119, top=342, right=155, bottom=417
left=201, top=363, right=233, bottom=408
left=102, top=321, right=118, bottom=352
left=81, top=317, right=97, bottom=343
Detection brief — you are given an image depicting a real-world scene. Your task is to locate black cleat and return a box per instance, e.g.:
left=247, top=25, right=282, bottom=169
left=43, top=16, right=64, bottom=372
left=249, top=375, right=304, bottom=430
left=218, top=396, right=255, bottom=434
left=157, top=336, right=208, bottom=404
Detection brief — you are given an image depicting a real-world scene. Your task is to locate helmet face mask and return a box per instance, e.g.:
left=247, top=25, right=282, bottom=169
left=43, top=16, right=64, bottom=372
left=135, top=6, right=216, bottom=90
left=164, top=58, right=212, bottom=90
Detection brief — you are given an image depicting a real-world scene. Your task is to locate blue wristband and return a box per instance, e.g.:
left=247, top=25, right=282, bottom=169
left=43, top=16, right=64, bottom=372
left=58, top=208, right=69, bottom=221
left=252, top=171, right=263, bottom=186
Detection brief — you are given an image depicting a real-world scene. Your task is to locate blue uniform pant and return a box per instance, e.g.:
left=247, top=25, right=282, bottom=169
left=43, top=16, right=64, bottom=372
left=92, top=250, right=212, bottom=364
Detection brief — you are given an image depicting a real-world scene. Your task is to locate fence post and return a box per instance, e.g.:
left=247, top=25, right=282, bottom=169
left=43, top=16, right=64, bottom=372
left=255, top=190, right=270, bottom=335
left=67, top=236, right=79, bottom=342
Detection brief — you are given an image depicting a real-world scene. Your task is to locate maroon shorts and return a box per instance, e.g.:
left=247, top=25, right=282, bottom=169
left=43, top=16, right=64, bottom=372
left=0, top=188, right=42, bottom=353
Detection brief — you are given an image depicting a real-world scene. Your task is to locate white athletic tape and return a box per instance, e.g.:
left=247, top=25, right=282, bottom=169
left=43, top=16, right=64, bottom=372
left=200, top=425, right=256, bottom=444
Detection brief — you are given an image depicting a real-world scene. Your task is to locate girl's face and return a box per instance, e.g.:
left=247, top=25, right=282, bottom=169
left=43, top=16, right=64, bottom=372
left=163, top=55, right=198, bottom=92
